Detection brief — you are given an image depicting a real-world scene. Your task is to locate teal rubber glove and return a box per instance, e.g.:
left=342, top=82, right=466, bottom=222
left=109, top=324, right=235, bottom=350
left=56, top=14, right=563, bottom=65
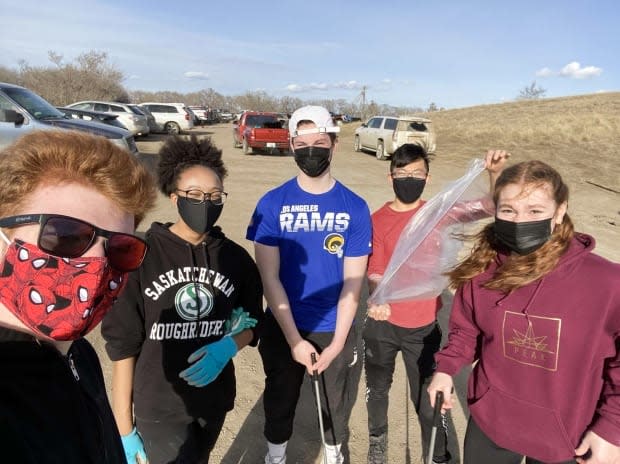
left=225, top=307, right=258, bottom=336
left=179, top=336, right=238, bottom=387
left=121, top=426, right=147, bottom=464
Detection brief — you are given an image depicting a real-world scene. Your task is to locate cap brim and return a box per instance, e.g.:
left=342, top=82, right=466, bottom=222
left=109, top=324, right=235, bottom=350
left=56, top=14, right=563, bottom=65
left=292, top=126, right=340, bottom=137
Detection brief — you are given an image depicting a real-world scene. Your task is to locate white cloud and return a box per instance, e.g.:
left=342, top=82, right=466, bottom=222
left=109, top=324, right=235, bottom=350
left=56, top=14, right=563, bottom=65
left=559, top=61, right=602, bottom=79
left=286, top=84, right=303, bottom=92
left=333, top=80, right=363, bottom=90
left=535, top=67, right=554, bottom=78
left=184, top=71, right=209, bottom=80
left=286, top=81, right=361, bottom=92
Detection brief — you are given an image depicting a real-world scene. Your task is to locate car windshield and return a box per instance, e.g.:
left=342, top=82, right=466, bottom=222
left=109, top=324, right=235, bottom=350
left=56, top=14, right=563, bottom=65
left=245, top=115, right=280, bottom=128
left=128, top=105, right=145, bottom=115
left=3, top=87, right=65, bottom=120
left=398, top=120, right=430, bottom=132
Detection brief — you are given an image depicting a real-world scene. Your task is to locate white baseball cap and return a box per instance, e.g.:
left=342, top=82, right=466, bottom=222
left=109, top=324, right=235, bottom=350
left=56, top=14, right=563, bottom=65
left=288, top=105, right=341, bottom=138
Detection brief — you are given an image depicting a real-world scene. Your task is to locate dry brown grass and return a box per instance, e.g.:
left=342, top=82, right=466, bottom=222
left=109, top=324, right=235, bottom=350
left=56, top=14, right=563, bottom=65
left=341, top=92, right=620, bottom=191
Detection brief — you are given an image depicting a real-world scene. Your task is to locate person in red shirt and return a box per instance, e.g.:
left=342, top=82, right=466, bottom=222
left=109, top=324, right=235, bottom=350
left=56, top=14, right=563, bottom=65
left=428, top=160, right=620, bottom=464
left=364, top=144, right=509, bottom=464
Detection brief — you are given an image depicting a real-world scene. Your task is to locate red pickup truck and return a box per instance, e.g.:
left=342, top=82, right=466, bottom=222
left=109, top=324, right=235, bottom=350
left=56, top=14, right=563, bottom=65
left=233, top=111, right=289, bottom=155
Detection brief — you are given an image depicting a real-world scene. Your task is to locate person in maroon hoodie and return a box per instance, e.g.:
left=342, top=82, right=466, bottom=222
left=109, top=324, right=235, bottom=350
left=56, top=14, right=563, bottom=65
left=428, top=160, right=620, bottom=464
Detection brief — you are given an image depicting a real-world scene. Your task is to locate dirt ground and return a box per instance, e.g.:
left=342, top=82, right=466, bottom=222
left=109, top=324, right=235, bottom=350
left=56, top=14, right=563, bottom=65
left=88, top=122, right=619, bottom=464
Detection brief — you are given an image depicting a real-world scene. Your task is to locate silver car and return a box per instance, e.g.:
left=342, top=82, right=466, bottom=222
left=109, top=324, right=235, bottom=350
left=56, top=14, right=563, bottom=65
left=67, top=100, right=150, bottom=137
left=0, top=82, right=138, bottom=155
left=354, top=115, right=436, bottom=160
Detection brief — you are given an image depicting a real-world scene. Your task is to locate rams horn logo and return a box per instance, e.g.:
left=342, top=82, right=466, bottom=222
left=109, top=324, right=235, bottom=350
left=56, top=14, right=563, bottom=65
left=323, top=233, right=344, bottom=258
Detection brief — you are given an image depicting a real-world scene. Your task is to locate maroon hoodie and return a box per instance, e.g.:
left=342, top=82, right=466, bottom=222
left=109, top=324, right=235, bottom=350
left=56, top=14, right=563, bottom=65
left=435, top=233, right=620, bottom=462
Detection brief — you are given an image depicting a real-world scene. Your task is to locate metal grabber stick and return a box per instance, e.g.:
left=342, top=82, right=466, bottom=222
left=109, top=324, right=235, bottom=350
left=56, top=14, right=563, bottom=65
left=311, top=352, right=328, bottom=464
left=426, top=390, right=444, bottom=464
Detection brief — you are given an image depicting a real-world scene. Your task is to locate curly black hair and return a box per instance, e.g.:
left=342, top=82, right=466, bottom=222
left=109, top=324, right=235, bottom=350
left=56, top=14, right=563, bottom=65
left=157, top=134, right=228, bottom=196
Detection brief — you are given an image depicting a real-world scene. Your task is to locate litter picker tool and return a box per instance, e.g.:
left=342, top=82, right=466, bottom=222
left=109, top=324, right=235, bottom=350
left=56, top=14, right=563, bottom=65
left=311, top=352, right=328, bottom=464
left=426, top=390, right=444, bottom=464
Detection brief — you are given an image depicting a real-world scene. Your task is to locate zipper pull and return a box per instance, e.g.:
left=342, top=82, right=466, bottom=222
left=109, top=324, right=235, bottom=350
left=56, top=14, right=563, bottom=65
left=68, top=354, right=80, bottom=381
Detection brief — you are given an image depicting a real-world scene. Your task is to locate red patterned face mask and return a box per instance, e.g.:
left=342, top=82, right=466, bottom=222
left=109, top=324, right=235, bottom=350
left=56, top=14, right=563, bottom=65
left=0, top=240, right=127, bottom=341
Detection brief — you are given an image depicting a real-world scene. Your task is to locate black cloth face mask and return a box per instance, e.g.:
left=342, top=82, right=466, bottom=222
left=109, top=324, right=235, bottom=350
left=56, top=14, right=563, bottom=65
left=294, top=146, right=331, bottom=177
left=392, top=177, right=426, bottom=204
left=177, top=196, right=223, bottom=234
left=494, top=217, right=553, bottom=255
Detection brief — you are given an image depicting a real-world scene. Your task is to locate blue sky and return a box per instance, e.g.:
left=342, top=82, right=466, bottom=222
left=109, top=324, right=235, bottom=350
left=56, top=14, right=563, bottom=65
left=1, top=0, right=617, bottom=109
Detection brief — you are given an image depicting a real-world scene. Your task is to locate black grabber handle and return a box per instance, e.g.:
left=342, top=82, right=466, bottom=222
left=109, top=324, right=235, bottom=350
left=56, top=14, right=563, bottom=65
left=433, top=390, right=445, bottom=426
left=311, top=352, right=318, bottom=379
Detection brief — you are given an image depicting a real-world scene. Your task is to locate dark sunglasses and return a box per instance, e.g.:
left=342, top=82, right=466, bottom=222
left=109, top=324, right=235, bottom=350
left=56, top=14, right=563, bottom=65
left=0, top=214, right=148, bottom=272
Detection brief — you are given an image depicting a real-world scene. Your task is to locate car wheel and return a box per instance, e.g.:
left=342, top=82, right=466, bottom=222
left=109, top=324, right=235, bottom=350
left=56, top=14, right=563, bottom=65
left=354, top=135, right=361, bottom=152
left=165, top=122, right=181, bottom=135
left=242, top=138, right=253, bottom=155
left=376, top=141, right=387, bottom=160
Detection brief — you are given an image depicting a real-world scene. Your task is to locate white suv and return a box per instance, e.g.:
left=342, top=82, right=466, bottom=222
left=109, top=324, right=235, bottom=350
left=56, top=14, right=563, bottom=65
left=354, top=115, right=436, bottom=160
left=139, top=103, right=194, bottom=134
left=66, top=100, right=150, bottom=137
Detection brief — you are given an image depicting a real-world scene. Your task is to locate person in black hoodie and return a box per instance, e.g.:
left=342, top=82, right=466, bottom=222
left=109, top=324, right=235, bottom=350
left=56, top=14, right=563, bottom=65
left=102, top=134, right=264, bottom=464
left=0, top=130, right=157, bottom=463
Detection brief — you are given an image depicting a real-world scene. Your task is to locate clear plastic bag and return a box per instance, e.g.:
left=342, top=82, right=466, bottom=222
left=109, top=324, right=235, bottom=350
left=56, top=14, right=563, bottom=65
left=369, top=158, right=494, bottom=304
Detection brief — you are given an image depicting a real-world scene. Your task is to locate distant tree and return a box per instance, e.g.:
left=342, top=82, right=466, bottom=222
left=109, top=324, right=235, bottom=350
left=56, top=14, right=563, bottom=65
left=518, top=81, right=547, bottom=100
left=427, top=102, right=439, bottom=112
left=0, top=66, right=19, bottom=83
left=278, top=96, right=303, bottom=115
left=16, top=50, right=127, bottom=105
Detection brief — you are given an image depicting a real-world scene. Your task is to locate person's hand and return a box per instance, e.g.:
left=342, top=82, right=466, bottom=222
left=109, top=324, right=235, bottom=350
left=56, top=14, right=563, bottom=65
left=225, top=307, right=258, bottom=336
left=575, top=430, right=620, bottom=463
left=368, top=303, right=391, bottom=321
left=121, top=426, right=148, bottom=464
left=291, top=338, right=318, bottom=373
left=427, top=372, right=455, bottom=414
left=179, top=336, right=238, bottom=387
left=312, top=342, right=344, bottom=374
left=484, top=149, right=511, bottom=175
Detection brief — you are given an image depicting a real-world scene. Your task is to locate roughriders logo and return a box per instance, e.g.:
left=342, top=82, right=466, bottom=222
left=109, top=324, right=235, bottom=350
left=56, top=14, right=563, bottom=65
left=175, top=283, right=214, bottom=321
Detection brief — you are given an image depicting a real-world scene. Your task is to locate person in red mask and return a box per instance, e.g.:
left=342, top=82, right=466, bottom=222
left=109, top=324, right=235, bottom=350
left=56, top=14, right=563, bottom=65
left=0, top=130, right=156, bottom=463
left=428, top=160, right=620, bottom=464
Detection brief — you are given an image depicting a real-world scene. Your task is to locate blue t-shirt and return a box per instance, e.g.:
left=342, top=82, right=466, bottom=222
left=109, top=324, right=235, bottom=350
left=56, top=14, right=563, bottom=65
left=247, top=178, right=372, bottom=332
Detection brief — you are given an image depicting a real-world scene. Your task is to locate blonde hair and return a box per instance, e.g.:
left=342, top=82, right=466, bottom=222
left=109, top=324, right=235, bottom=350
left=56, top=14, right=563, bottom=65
left=0, top=130, right=156, bottom=226
left=449, top=160, right=573, bottom=292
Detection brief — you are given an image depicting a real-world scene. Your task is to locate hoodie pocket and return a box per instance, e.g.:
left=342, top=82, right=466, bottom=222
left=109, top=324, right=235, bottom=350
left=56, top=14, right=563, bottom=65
left=469, top=384, right=575, bottom=462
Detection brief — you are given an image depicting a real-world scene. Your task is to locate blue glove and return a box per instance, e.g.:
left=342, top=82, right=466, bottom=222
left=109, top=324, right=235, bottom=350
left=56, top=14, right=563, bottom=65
left=179, top=336, right=238, bottom=387
left=121, top=426, right=147, bottom=464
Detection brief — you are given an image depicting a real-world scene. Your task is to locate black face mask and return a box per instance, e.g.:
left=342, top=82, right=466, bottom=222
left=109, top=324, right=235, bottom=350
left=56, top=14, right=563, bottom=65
left=294, top=146, right=331, bottom=177
left=494, top=217, right=553, bottom=255
left=177, top=196, right=223, bottom=234
left=392, top=177, right=426, bottom=204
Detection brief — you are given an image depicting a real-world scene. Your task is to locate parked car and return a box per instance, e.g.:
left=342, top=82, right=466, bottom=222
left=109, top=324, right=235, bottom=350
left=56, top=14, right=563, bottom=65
left=139, top=102, right=194, bottom=134
left=57, top=106, right=128, bottom=130
left=188, top=105, right=208, bottom=125
left=128, top=104, right=156, bottom=134
left=219, top=110, right=235, bottom=122
left=66, top=100, right=149, bottom=137
left=0, top=82, right=138, bottom=155
left=354, top=115, right=436, bottom=160
left=233, top=111, right=289, bottom=155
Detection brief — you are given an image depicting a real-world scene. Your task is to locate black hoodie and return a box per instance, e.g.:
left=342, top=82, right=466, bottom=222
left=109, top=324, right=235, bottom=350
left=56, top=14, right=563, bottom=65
left=0, top=328, right=126, bottom=463
left=102, top=222, right=264, bottom=422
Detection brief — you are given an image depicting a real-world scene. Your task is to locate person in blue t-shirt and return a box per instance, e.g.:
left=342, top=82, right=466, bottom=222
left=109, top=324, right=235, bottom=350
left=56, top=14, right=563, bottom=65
left=247, top=105, right=372, bottom=464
